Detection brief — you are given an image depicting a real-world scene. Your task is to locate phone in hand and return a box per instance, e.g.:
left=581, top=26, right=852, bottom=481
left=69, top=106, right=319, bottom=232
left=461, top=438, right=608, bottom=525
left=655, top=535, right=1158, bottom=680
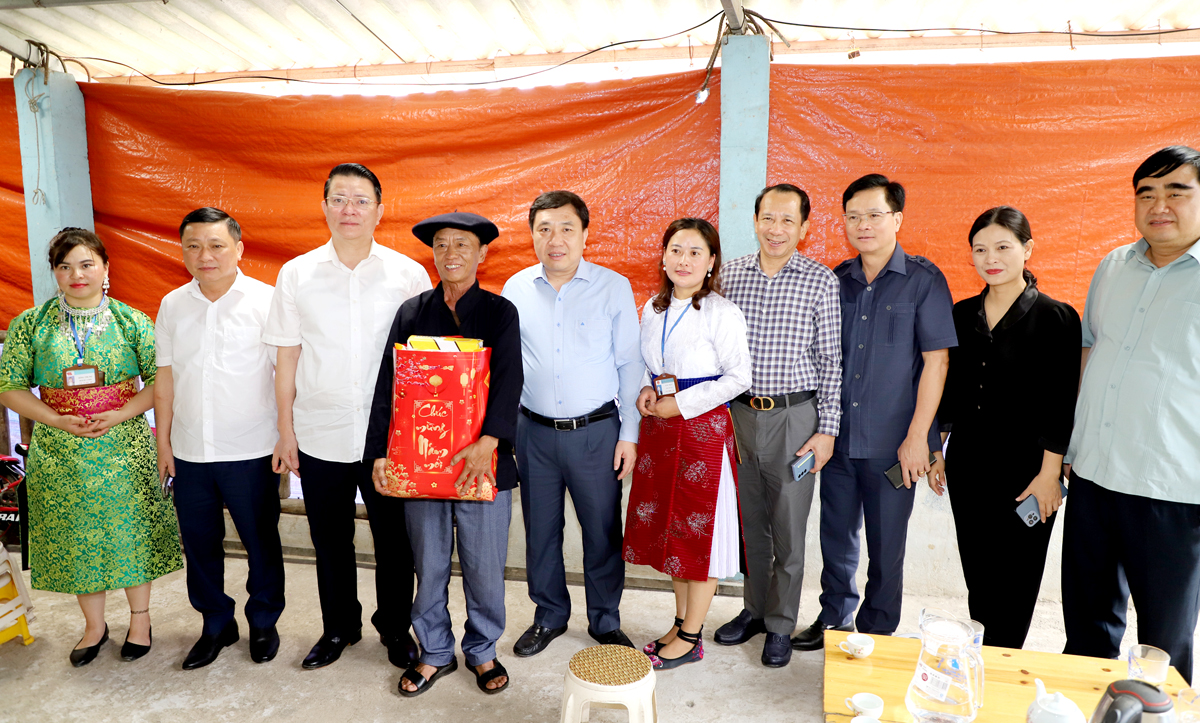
left=885, top=453, right=938, bottom=489
left=159, top=471, right=174, bottom=500
left=790, top=451, right=816, bottom=481
left=1015, top=479, right=1069, bottom=526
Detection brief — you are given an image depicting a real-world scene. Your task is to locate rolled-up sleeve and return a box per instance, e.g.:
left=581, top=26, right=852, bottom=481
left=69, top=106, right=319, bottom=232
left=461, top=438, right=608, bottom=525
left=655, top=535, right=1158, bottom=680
left=812, top=276, right=843, bottom=437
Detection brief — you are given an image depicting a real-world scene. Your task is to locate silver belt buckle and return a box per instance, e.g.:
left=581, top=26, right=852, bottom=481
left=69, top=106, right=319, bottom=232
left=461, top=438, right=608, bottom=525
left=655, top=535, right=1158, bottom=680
left=554, top=418, right=579, bottom=431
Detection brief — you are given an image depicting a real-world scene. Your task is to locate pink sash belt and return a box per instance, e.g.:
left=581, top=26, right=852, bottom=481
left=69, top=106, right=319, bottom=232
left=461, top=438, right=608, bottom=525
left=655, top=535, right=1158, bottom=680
left=40, top=379, right=137, bottom=417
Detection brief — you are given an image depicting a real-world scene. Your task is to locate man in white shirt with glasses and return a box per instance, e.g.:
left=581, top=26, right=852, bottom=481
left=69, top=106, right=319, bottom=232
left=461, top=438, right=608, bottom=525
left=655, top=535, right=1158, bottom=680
left=264, top=163, right=432, bottom=670
left=156, top=207, right=285, bottom=670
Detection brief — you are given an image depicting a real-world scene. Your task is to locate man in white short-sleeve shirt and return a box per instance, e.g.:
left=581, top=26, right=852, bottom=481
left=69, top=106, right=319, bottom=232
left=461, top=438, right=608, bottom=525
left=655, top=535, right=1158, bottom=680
left=154, top=207, right=285, bottom=670
left=263, top=163, right=432, bottom=670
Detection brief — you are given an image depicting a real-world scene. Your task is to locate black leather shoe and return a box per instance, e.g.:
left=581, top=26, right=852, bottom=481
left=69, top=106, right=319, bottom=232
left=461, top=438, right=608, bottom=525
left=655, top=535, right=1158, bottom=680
left=249, top=625, right=280, bottom=664
left=182, top=621, right=240, bottom=670
left=120, top=627, right=152, bottom=661
left=713, top=609, right=766, bottom=646
left=512, top=623, right=568, bottom=657
left=382, top=631, right=420, bottom=668
left=587, top=627, right=635, bottom=649
left=790, top=618, right=854, bottom=651
left=69, top=624, right=109, bottom=668
left=302, top=629, right=362, bottom=670
left=761, top=632, right=792, bottom=667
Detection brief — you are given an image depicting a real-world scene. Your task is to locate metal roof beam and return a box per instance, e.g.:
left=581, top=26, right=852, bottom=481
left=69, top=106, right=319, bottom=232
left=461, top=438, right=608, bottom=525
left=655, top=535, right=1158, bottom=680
left=0, top=25, right=45, bottom=65
left=720, top=0, right=743, bottom=34
left=0, top=0, right=160, bottom=7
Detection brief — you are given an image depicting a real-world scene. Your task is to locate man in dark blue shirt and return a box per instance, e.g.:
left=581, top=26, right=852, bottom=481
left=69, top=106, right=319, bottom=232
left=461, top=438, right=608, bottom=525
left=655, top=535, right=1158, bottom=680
left=793, top=175, right=957, bottom=651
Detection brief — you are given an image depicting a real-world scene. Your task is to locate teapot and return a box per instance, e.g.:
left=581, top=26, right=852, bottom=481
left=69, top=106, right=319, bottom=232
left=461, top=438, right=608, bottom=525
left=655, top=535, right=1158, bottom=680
left=1028, top=678, right=1087, bottom=723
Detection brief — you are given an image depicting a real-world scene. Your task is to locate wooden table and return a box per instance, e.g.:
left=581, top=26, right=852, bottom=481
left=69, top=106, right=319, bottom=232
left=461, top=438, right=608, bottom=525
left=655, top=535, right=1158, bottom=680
left=823, top=630, right=1189, bottom=723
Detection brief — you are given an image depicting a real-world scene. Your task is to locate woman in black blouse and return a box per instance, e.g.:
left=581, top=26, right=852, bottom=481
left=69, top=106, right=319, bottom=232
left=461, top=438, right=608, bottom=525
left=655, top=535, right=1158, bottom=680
left=934, top=206, right=1081, bottom=649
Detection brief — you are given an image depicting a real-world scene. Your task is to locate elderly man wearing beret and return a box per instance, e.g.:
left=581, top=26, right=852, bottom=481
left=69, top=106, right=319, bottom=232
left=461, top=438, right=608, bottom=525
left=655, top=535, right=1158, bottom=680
left=365, top=212, right=522, bottom=697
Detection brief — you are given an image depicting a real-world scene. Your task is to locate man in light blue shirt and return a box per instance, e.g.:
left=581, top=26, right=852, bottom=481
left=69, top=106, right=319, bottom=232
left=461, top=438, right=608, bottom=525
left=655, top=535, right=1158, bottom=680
left=501, top=190, right=641, bottom=656
left=1063, top=145, right=1200, bottom=684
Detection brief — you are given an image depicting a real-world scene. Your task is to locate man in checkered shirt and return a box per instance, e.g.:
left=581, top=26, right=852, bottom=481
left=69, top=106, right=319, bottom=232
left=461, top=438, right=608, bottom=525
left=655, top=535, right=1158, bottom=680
left=712, top=183, right=842, bottom=668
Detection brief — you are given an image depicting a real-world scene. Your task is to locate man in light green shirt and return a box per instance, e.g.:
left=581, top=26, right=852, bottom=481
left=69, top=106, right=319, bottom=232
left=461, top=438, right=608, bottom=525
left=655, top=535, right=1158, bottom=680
left=1062, top=145, right=1200, bottom=684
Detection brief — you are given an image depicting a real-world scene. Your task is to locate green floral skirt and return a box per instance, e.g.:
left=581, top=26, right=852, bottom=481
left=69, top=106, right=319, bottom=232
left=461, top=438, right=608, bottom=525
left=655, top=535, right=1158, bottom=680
left=27, top=416, right=182, bottom=594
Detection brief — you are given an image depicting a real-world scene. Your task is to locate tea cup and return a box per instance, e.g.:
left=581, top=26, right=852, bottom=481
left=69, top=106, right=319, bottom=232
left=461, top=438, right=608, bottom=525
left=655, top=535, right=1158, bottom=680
left=839, top=633, right=875, bottom=659
left=845, top=692, right=885, bottom=719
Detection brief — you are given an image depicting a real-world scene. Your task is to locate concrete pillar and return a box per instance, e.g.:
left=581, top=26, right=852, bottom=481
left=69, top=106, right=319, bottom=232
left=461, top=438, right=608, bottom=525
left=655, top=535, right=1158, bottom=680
left=13, top=68, right=94, bottom=305
left=718, top=34, right=770, bottom=260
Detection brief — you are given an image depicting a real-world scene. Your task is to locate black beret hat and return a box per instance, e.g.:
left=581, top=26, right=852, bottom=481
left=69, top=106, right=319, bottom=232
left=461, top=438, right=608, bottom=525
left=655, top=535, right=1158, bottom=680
left=412, top=212, right=499, bottom=247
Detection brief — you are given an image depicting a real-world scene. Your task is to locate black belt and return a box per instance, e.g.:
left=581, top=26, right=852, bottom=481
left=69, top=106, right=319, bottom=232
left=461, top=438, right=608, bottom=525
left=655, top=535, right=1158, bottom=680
left=520, top=401, right=617, bottom=431
left=735, top=390, right=816, bottom=411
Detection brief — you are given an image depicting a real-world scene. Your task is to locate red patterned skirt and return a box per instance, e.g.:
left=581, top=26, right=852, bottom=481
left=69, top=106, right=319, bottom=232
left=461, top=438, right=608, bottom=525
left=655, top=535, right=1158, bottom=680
left=623, top=405, right=738, bottom=582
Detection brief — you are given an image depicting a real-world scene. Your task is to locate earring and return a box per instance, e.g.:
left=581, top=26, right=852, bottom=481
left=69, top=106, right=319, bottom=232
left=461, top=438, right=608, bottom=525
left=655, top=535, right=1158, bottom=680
left=103, top=276, right=110, bottom=292
left=706, top=268, right=712, bottom=277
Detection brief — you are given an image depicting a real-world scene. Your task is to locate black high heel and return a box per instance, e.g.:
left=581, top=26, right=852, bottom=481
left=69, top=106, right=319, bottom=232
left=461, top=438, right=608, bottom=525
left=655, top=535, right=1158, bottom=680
left=643, top=617, right=684, bottom=656
left=70, top=624, right=109, bottom=667
left=121, top=627, right=152, bottom=661
left=648, top=627, right=704, bottom=670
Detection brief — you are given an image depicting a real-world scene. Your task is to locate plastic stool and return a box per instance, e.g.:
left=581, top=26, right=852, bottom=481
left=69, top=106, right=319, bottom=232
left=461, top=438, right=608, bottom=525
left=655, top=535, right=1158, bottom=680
left=0, top=559, right=34, bottom=646
left=560, top=644, right=657, bottom=723
left=0, top=546, right=33, bottom=620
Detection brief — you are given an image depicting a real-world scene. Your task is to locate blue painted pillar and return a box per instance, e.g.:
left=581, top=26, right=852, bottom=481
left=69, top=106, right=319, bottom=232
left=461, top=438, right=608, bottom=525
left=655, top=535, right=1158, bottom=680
left=14, top=68, right=94, bottom=305
left=718, top=34, right=770, bottom=260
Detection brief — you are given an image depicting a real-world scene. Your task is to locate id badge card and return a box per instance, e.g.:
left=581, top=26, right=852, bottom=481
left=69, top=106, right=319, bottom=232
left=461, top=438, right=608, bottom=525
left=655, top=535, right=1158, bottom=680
left=652, top=373, right=679, bottom=397
left=63, top=364, right=103, bottom=389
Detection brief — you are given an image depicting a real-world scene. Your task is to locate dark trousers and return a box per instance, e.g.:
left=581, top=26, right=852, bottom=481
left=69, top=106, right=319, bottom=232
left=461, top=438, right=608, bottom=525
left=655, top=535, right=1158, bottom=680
left=516, top=412, right=624, bottom=634
left=298, top=450, right=414, bottom=639
left=947, top=451, right=1056, bottom=649
left=817, top=450, right=915, bottom=635
left=1062, top=472, right=1200, bottom=684
left=173, top=456, right=285, bottom=635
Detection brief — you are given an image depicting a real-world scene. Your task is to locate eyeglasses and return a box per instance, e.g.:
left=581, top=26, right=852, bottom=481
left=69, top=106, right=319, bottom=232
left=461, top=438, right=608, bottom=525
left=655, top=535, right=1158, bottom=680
left=325, top=195, right=378, bottom=209
left=842, top=211, right=897, bottom=226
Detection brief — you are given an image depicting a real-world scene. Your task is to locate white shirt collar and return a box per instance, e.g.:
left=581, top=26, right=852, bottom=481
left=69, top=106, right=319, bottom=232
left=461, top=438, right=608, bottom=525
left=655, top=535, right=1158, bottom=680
left=321, top=238, right=383, bottom=272
left=185, top=268, right=247, bottom=302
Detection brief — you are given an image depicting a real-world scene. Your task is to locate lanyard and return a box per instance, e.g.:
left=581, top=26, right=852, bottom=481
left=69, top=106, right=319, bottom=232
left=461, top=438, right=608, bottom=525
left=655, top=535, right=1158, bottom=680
left=660, top=303, right=691, bottom=364
left=69, top=316, right=93, bottom=365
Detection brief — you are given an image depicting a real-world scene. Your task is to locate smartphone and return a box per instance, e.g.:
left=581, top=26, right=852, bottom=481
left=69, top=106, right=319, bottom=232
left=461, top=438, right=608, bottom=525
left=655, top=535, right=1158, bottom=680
left=885, top=454, right=938, bottom=489
left=790, top=451, right=816, bottom=481
left=159, top=471, right=174, bottom=500
left=1015, top=480, right=1070, bottom=526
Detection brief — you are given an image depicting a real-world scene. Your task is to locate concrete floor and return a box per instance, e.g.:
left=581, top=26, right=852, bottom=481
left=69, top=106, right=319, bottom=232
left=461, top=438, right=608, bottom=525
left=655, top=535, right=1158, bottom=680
left=0, top=557, right=1163, bottom=723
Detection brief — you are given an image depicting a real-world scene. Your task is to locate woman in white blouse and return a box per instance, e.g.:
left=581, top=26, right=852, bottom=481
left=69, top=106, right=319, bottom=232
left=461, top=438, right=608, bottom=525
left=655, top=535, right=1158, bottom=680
left=622, top=218, right=752, bottom=670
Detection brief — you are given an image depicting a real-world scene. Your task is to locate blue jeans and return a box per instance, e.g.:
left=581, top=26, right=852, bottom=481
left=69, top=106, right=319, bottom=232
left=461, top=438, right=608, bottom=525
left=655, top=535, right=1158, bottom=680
left=406, top=490, right=512, bottom=667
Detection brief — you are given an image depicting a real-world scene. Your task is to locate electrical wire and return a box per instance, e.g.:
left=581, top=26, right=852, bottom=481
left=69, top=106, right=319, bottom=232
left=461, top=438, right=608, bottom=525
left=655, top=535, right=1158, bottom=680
left=65, top=10, right=724, bottom=88
left=757, top=16, right=1199, bottom=38
left=40, top=8, right=1200, bottom=89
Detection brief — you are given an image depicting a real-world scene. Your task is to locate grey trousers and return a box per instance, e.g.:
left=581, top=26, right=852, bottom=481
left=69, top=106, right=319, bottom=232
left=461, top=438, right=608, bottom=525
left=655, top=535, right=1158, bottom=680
left=730, top=397, right=819, bottom=635
left=405, top=490, right=512, bottom=668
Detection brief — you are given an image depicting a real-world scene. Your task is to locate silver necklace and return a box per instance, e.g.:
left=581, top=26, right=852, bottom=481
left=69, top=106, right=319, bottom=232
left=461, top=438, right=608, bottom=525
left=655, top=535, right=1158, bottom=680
left=57, top=292, right=112, bottom=340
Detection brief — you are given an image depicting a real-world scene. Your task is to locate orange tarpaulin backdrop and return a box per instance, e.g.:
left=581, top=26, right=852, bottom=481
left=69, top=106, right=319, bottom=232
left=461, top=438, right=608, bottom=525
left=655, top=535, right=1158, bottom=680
left=1, top=56, right=1198, bottom=326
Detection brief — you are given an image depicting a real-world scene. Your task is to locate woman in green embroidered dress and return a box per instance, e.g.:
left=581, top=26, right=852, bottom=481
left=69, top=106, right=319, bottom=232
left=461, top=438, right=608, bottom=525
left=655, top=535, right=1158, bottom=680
left=0, top=228, right=181, bottom=667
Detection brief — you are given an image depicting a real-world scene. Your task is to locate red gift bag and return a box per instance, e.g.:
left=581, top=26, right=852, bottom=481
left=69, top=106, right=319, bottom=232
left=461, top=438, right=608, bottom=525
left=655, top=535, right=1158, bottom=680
left=382, top=345, right=496, bottom=500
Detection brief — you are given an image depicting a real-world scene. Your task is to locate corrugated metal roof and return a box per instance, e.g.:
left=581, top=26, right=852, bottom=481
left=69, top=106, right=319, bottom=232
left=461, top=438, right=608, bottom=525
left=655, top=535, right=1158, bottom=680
left=2, top=0, right=1199, bottom=84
